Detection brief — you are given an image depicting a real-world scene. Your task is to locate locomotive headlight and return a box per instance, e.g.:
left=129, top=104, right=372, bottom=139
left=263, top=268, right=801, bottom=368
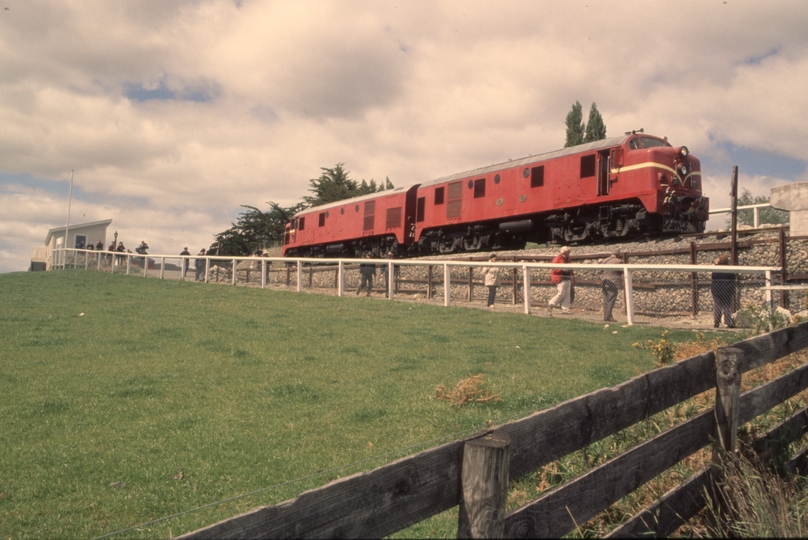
left=679, top=165, right=688, bottom=176
left=679, top=146, right=689, bottom=157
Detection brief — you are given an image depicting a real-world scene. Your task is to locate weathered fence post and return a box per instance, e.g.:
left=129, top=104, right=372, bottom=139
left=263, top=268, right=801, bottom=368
left=714, top=346, right=742, bottom=456
left=690, top=241, right=698, bottom=316
left=779, top=225, right=788, bottom=308
left=468, top=267, right=474, bottom=302
left=458, top=430, right=511, bottom=539
left=427, top=265, right=434, bottom=300
left=523, top=266, right=531, bottom=314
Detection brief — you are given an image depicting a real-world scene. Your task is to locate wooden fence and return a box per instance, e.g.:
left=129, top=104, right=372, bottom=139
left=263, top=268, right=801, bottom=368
left=177, top=321, right=808, bottom=539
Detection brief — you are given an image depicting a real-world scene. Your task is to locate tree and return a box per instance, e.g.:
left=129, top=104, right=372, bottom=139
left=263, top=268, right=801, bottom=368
left=727, top=189, right=789, bottom=228
left=565, top=101, right=607, bottom=147
left=584, top=103, right=607, bottom=142
left=564, top=101, right=585, bottom=148
left=213, top=201, right=306, bottom=256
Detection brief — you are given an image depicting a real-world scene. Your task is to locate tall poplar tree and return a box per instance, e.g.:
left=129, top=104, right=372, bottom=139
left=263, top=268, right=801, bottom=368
left=564, top=101, right=585, bottom=148
left=584, top=103, right=607, bottom=142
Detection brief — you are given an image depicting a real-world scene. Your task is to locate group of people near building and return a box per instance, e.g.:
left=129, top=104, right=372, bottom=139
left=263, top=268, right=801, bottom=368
left=480, top=246, right=737, bottom=327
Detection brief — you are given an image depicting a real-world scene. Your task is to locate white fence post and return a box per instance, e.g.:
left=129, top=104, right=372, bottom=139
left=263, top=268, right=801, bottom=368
left=338, top=261, right=345, bottom=296
left=204, top=258, right=209, bottom=283
left=444, top=263, right=451, bottom=307
left=624, top=267, right=635, bottom=325
left=297, top=261, right=303, bottom=292
left=231, top=258, right=237, bottom=285
left=523, top=265, right=531, bottom=314
left=388, top=261, right=394, bottom=300
left=765, top=270, right=773, bottom=309
left=160, top=257, right=165, bottom=279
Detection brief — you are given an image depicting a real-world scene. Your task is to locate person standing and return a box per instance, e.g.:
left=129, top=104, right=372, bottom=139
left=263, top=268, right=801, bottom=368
left=195, top=248, right=207, bottom=281
left=600, top=250, right=623, bottom=322
left=180, top=247, right=191, bottom=277
left=357, top=254, right=376, bottom=297
left=481, top=254, right=501, bottom=309
left=548, top=246, right=574, bottom=315
left=711, top=254, right=736, bottom=328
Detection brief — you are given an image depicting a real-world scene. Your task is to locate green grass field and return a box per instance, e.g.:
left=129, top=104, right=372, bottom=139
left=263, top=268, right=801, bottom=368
left=0, top=271, right=703, bottom=538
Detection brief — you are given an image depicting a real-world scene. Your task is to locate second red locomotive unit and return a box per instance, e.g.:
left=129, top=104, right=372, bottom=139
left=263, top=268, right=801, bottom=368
left=282, top=131, right=709, bottom=258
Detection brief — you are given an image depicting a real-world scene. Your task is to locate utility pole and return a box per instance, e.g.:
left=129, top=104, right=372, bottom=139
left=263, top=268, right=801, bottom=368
left=730, top=166, right=738, bottom=265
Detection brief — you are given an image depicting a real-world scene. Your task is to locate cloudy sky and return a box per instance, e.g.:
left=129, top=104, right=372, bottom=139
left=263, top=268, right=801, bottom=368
left=1, top=0, right=807, bottom=273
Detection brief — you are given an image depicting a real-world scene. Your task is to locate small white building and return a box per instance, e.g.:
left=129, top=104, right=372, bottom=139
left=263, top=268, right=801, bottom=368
left=32, top=219, right=113, bottom=270
left=771, top=182, right=808, bottom=235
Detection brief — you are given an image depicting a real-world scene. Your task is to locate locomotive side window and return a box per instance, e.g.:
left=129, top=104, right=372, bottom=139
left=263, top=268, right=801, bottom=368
left=416, top=197, right=425, bottom=222
left=435, top=187, right=445, bottom=205
left=299, top=217, right=305, bottom=231
left=580, top=155, right=596, bottom=178
left=447, top=181, right=462, bottom=218
left=386, top=207, right=402, bottom=229
left=473, top=178, right=486, bottom=198
left=364, top=201, right=375, bottom=231
left=318, top=212, right=326, bottom=227
left=531, top=166, right=544, bottom=188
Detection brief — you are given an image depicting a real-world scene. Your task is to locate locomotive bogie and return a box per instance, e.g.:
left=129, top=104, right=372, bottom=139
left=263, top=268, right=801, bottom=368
left=282, top=132, right=709, bottom=259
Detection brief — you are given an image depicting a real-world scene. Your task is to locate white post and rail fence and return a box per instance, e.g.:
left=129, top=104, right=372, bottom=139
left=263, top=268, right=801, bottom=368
left=54, top=247, right=787, bottom=325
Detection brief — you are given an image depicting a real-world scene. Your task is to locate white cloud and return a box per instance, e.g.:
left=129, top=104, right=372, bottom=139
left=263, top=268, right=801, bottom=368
left=1, top=0, right=808, bottom=273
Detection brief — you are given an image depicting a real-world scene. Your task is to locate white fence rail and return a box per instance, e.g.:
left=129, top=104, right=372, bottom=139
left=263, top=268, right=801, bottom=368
left=52, top=247, right=787, bottom=329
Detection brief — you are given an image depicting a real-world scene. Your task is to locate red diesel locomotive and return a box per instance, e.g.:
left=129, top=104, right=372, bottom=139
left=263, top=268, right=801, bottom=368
left=282, top=131, right=709, bottom=258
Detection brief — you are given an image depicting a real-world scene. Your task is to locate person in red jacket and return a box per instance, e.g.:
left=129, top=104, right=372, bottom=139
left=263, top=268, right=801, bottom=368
left=548, top=246, right=573, bottom=315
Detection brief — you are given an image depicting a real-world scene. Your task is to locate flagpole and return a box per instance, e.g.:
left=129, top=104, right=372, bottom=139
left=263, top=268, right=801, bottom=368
left=64, top=169, right=74, bottom=269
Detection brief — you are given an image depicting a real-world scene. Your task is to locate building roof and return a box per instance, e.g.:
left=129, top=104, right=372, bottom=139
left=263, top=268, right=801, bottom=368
left=44, top=219, right=113, bottom=245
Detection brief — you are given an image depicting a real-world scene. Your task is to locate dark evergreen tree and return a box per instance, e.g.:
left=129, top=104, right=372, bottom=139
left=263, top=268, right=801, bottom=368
left=564, top=101, right=585, bottom=148
left=303, top=163, right=362, bottom=207
left=213, top=201, right=306, bottom=256
left=584, top=103, right=607, bottom=142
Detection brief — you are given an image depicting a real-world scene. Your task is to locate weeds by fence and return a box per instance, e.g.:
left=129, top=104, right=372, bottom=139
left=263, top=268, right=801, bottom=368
left=172, top=322, right=808, bottom=538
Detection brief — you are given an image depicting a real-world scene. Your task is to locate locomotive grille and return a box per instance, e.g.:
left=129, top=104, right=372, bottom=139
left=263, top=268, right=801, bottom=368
left=447, top=181, right=463, bottom=218
left=363, top=201, right=375, bottom=231
left=386, top=207, right=402, bottom=229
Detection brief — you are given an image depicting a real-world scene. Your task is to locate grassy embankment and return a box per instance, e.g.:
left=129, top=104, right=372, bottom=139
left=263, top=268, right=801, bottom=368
left=0, top=270, right=709, bottom=538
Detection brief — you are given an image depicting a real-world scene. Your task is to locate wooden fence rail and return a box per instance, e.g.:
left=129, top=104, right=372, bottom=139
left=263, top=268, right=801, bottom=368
left=178, top=322, right=808, bottom=539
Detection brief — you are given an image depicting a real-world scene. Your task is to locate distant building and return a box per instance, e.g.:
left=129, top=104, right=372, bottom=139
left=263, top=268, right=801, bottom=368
left=31, top=219, right=112, bottom=270
left=771, top=183, right=808, bottom=235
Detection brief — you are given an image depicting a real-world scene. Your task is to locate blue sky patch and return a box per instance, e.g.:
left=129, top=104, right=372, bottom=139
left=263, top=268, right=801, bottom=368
left=124, top=79, right=218, bottom=103
left=702, top=142, right=806, bottom=180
